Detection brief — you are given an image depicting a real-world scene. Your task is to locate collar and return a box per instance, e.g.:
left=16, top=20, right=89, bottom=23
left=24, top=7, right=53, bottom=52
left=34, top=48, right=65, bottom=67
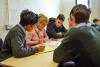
left=76, top=23, right=88, bottom=28
left=17, top=24, right=26, bottom=33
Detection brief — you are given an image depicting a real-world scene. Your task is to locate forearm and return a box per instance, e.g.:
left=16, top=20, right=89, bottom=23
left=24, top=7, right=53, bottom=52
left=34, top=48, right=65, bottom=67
left=27, top=40, right=39, bottom=46
left=12, top=46, right=38, bottom=58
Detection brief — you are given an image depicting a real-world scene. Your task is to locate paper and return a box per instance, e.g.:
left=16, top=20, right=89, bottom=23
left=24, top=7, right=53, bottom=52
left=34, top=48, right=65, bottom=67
left=36, top=45, right=54, bottom=54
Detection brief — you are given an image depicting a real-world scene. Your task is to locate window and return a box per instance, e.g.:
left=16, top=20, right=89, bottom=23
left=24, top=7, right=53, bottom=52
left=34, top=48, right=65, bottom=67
left=76, top=0, right=90, bottom=7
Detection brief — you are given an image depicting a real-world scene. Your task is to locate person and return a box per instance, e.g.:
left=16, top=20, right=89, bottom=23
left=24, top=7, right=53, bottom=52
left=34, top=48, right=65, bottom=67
left=53, top=4, right=100, bottom=67
left=93, top=18, right=100, bottom=25
left=91, top=18, right=100, bottom=31
left=0, top=38, right=3, bottom=51
left=0, top=9, right=45, bottom=60
left=26, top=13, right=48, bottom=47
left=46, top=14, right=67, bottom=39
left=49, top=17, right=55, bottom=22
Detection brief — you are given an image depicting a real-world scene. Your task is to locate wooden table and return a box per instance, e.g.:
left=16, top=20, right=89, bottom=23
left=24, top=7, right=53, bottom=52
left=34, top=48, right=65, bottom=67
left=1, top=52, right=58, bottom=67
left=0, top=39, right=63, bottom=67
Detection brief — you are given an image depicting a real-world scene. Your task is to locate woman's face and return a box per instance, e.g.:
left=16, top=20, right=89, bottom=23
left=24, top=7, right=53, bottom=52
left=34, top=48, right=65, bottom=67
left=37, top=21, right=47, bottom=30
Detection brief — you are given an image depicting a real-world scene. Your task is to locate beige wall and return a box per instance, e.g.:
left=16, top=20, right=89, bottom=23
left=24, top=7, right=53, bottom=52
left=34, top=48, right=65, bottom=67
left=0, top=0, right=9, bottom=40
left=90, top=0, right=99, bottom=22
left=8, top=0, right=60, bottom=26
left=0, top=0, right=100, bottom=39
left=59, top=0, right=75, bottom=29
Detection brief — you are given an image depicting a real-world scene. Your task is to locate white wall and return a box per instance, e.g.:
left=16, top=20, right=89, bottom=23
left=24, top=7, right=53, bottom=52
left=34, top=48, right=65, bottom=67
left=8, top=0, right=60, bottom=26
left=0, top=0, right=100, bottom=39
left=90, top=0, right=99, bottom=22
left=59, top=0, right=75, bottom=29
left=98, top=0, right=100, bottom=19
left=0, top=0, right=8, bottom=40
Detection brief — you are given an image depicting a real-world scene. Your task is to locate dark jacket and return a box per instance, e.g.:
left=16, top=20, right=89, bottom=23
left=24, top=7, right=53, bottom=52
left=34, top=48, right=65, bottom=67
left=1, top=24, right=38, bottom=58
left=0, top=38, right=3, bottom=51
left=53, top=25, right=100, bottom=67
left=91, top=24, right=100, bottom=32
left=46, top=22, right=67, bottom=39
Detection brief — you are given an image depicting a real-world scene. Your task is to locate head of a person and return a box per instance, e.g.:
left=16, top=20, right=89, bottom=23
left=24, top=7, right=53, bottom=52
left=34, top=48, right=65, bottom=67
left=19, top=9, right=38, bottom=32
left=49, top=17, right=55, bottom=22
left=93, top=18, right=100, bottom=25
left=68, top=4, right=91, bottom=28
left=93, top=19, right=99, bottom=23
left=36, top=13, right=48, bottom=30
left=55, top=14, right=65, bottom=28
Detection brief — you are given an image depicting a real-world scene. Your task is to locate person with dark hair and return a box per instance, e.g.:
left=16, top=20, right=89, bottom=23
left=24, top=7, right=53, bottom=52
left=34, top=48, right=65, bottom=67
left=91, top=18, right=100, bottom=31
left=53, top=4, right=100, bottom=67
left=0, top=38, right=3, bottom=51
left=49, top=17, right=55, bottom=22
left=93, top=18, right=100, bottom=23
left=0, top=9, right=45, bottom=61
left=46, top=14, right=67, bottom=39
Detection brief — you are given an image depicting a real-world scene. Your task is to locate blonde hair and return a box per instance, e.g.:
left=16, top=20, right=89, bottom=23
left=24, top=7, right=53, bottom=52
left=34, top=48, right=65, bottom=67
left=38, top=13, right=48, bottom=24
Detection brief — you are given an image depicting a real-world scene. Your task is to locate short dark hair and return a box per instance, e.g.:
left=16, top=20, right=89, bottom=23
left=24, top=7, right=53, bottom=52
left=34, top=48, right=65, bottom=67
left=57, top=14, right=65, bottom=21
left=49, top=17, right=55, bottom=22
left=70, top=4, right=91, bottom=24
left=93, top=19, right=100, bottom=23
left=19, top=9, right=38, bottom=26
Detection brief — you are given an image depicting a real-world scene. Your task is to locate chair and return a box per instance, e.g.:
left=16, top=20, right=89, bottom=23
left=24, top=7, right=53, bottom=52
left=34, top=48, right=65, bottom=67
left=58, top=61, right=75, bottom=67
left=0, top=38, right=3, bottom=51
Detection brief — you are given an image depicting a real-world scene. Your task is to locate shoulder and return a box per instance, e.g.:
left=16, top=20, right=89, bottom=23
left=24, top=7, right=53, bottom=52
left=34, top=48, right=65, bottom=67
left=64, top=27, right=90, bottom=39
left=47, top=22, right=55, bottom=26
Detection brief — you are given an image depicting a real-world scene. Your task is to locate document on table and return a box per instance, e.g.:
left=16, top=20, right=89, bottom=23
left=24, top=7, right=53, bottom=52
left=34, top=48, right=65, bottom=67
left=36, top=39, right=62, bottom=54
left=36, top=45, right=55, bottom=54
left=44, top=41, right=61, bottom=47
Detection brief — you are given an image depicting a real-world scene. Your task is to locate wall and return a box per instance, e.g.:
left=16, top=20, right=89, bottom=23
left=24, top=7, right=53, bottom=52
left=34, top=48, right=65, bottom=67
left=90, top=0, right=99, bottom=22
left=8, top=0, right=60, bottom=26
left=59, top=0, right=75, bottom=29
left=0, top=0, right=100, bottom=39
left=0, top=0, right=8, bottom=40
left=98, top=0, right=100, bottom=19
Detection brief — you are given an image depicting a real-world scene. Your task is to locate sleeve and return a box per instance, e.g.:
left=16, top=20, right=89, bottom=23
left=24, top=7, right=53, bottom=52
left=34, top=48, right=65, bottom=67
left=11, top=31, right=38, bottom=58
left=61, top=25, right=67, bottom=32
left=47, top=23, right=63, bottom=38
left=26, top=31, right=39, bottom=46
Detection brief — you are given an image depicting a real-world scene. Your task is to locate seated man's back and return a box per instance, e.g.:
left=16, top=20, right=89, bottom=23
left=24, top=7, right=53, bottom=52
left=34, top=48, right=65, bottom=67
left=53, top=4, right=100, bottom=67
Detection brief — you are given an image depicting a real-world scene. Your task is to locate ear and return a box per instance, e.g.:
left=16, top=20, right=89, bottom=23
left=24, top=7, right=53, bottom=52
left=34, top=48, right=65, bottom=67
left=68, top=15, right=76, bottom=29
left=70, top=15, right=75, bottom=22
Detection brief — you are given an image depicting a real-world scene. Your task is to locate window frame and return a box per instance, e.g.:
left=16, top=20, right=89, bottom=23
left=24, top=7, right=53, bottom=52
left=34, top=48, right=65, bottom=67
left=76, top=0, right=90, bottom=8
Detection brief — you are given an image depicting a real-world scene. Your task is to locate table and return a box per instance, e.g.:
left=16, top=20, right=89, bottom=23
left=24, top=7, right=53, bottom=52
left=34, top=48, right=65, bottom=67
left=1, top=52, right=58, bottom=67
left=1, top=39, right=63, bottom=67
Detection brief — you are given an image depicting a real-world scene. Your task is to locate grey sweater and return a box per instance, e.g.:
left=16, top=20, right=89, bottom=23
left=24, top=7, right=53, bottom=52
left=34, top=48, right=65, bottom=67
left=2, top=24, right=38, bottom=58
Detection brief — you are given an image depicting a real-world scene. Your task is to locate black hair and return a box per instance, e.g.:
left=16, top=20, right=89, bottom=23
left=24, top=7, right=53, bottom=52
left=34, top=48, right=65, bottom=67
left=70, top=4, right=91, bottom=24
left=49, top=17, right=55, bottom=22
left=19, top=9, right=38, bottom=26
left=57, top=14, right=65, bottom=21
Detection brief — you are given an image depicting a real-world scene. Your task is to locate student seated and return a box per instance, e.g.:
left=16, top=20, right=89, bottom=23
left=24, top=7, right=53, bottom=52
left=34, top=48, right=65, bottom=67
left=46, top=14, right=67, bottom=39
left=0, top=38, right=3, bottom=51
left=49, top=17, right=55, bottom=22
left=26, top=13, right=48, bottom=47
left=91, top=18, right=100, bottom=31
left=0, top=9, right=45, bottom=59
left=53, top=4, right=100, bottom=67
